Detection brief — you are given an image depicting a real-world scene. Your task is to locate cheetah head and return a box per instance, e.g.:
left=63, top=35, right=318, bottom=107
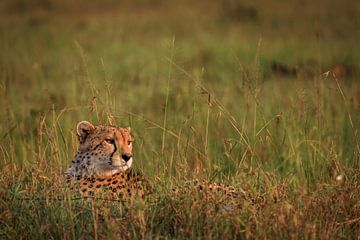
left=66, top=121, right=134, bottom=178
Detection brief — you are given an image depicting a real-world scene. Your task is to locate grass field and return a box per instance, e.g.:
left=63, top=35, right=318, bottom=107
left=0, top=0, right=360, bottom=239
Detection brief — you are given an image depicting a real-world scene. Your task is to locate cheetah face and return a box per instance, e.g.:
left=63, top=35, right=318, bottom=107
left=68, top=121, right=134, bottom=178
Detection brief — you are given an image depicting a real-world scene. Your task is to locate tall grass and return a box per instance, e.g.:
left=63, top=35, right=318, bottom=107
left=0, top=0, right=360, bottom=238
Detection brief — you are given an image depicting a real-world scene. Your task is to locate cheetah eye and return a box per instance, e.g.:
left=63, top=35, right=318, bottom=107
left=105, top=139, right=115, bottom=144
left=128, top=140, right=133, bottom=146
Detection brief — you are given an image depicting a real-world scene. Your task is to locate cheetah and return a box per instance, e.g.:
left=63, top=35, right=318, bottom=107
left=66, top=121, right=149, bottom=200
left=66, top=121, right=242, bottom=205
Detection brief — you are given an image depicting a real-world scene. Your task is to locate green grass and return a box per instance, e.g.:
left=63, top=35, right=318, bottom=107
left=0, top=0, right=360, bottom=239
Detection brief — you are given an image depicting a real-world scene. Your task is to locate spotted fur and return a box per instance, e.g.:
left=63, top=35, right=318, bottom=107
left=66, top=121, right=149, bottom=200
left=66, top=121, right=240, bottom=202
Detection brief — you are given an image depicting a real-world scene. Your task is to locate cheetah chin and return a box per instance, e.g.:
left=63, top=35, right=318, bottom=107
left=112, top=157, right=133, bottom=171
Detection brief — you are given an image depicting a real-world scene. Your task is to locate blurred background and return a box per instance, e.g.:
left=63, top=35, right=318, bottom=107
left=0, top=0, right=359, bottom=180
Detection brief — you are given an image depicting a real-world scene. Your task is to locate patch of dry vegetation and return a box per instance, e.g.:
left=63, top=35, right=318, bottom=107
left=1, top=169, right=360, bottom=239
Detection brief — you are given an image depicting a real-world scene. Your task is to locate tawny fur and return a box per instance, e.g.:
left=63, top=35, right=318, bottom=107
left=66, top=121, right=150, bottom=200
left=66, top=121, right=239, bottom=201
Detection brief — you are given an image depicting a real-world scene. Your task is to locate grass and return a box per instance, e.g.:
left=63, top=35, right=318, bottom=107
left=0, top=0, right=360, bottom=239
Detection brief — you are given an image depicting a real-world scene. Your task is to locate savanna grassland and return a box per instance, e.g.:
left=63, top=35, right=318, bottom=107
left=0, top=0, right=360, bottom=239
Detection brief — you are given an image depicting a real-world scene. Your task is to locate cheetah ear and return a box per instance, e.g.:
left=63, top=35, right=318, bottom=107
left=127, top=127, right=131, bottom=132
left=76, top=121, right=95, bottom=143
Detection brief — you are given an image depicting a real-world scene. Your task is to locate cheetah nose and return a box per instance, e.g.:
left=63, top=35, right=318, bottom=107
left=122, top=154, right=132, bottom=162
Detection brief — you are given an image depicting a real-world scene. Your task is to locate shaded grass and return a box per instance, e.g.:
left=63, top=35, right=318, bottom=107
left=0, top=0, right=360, bottom=238
left=1, top=169, right=360, bottom=239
